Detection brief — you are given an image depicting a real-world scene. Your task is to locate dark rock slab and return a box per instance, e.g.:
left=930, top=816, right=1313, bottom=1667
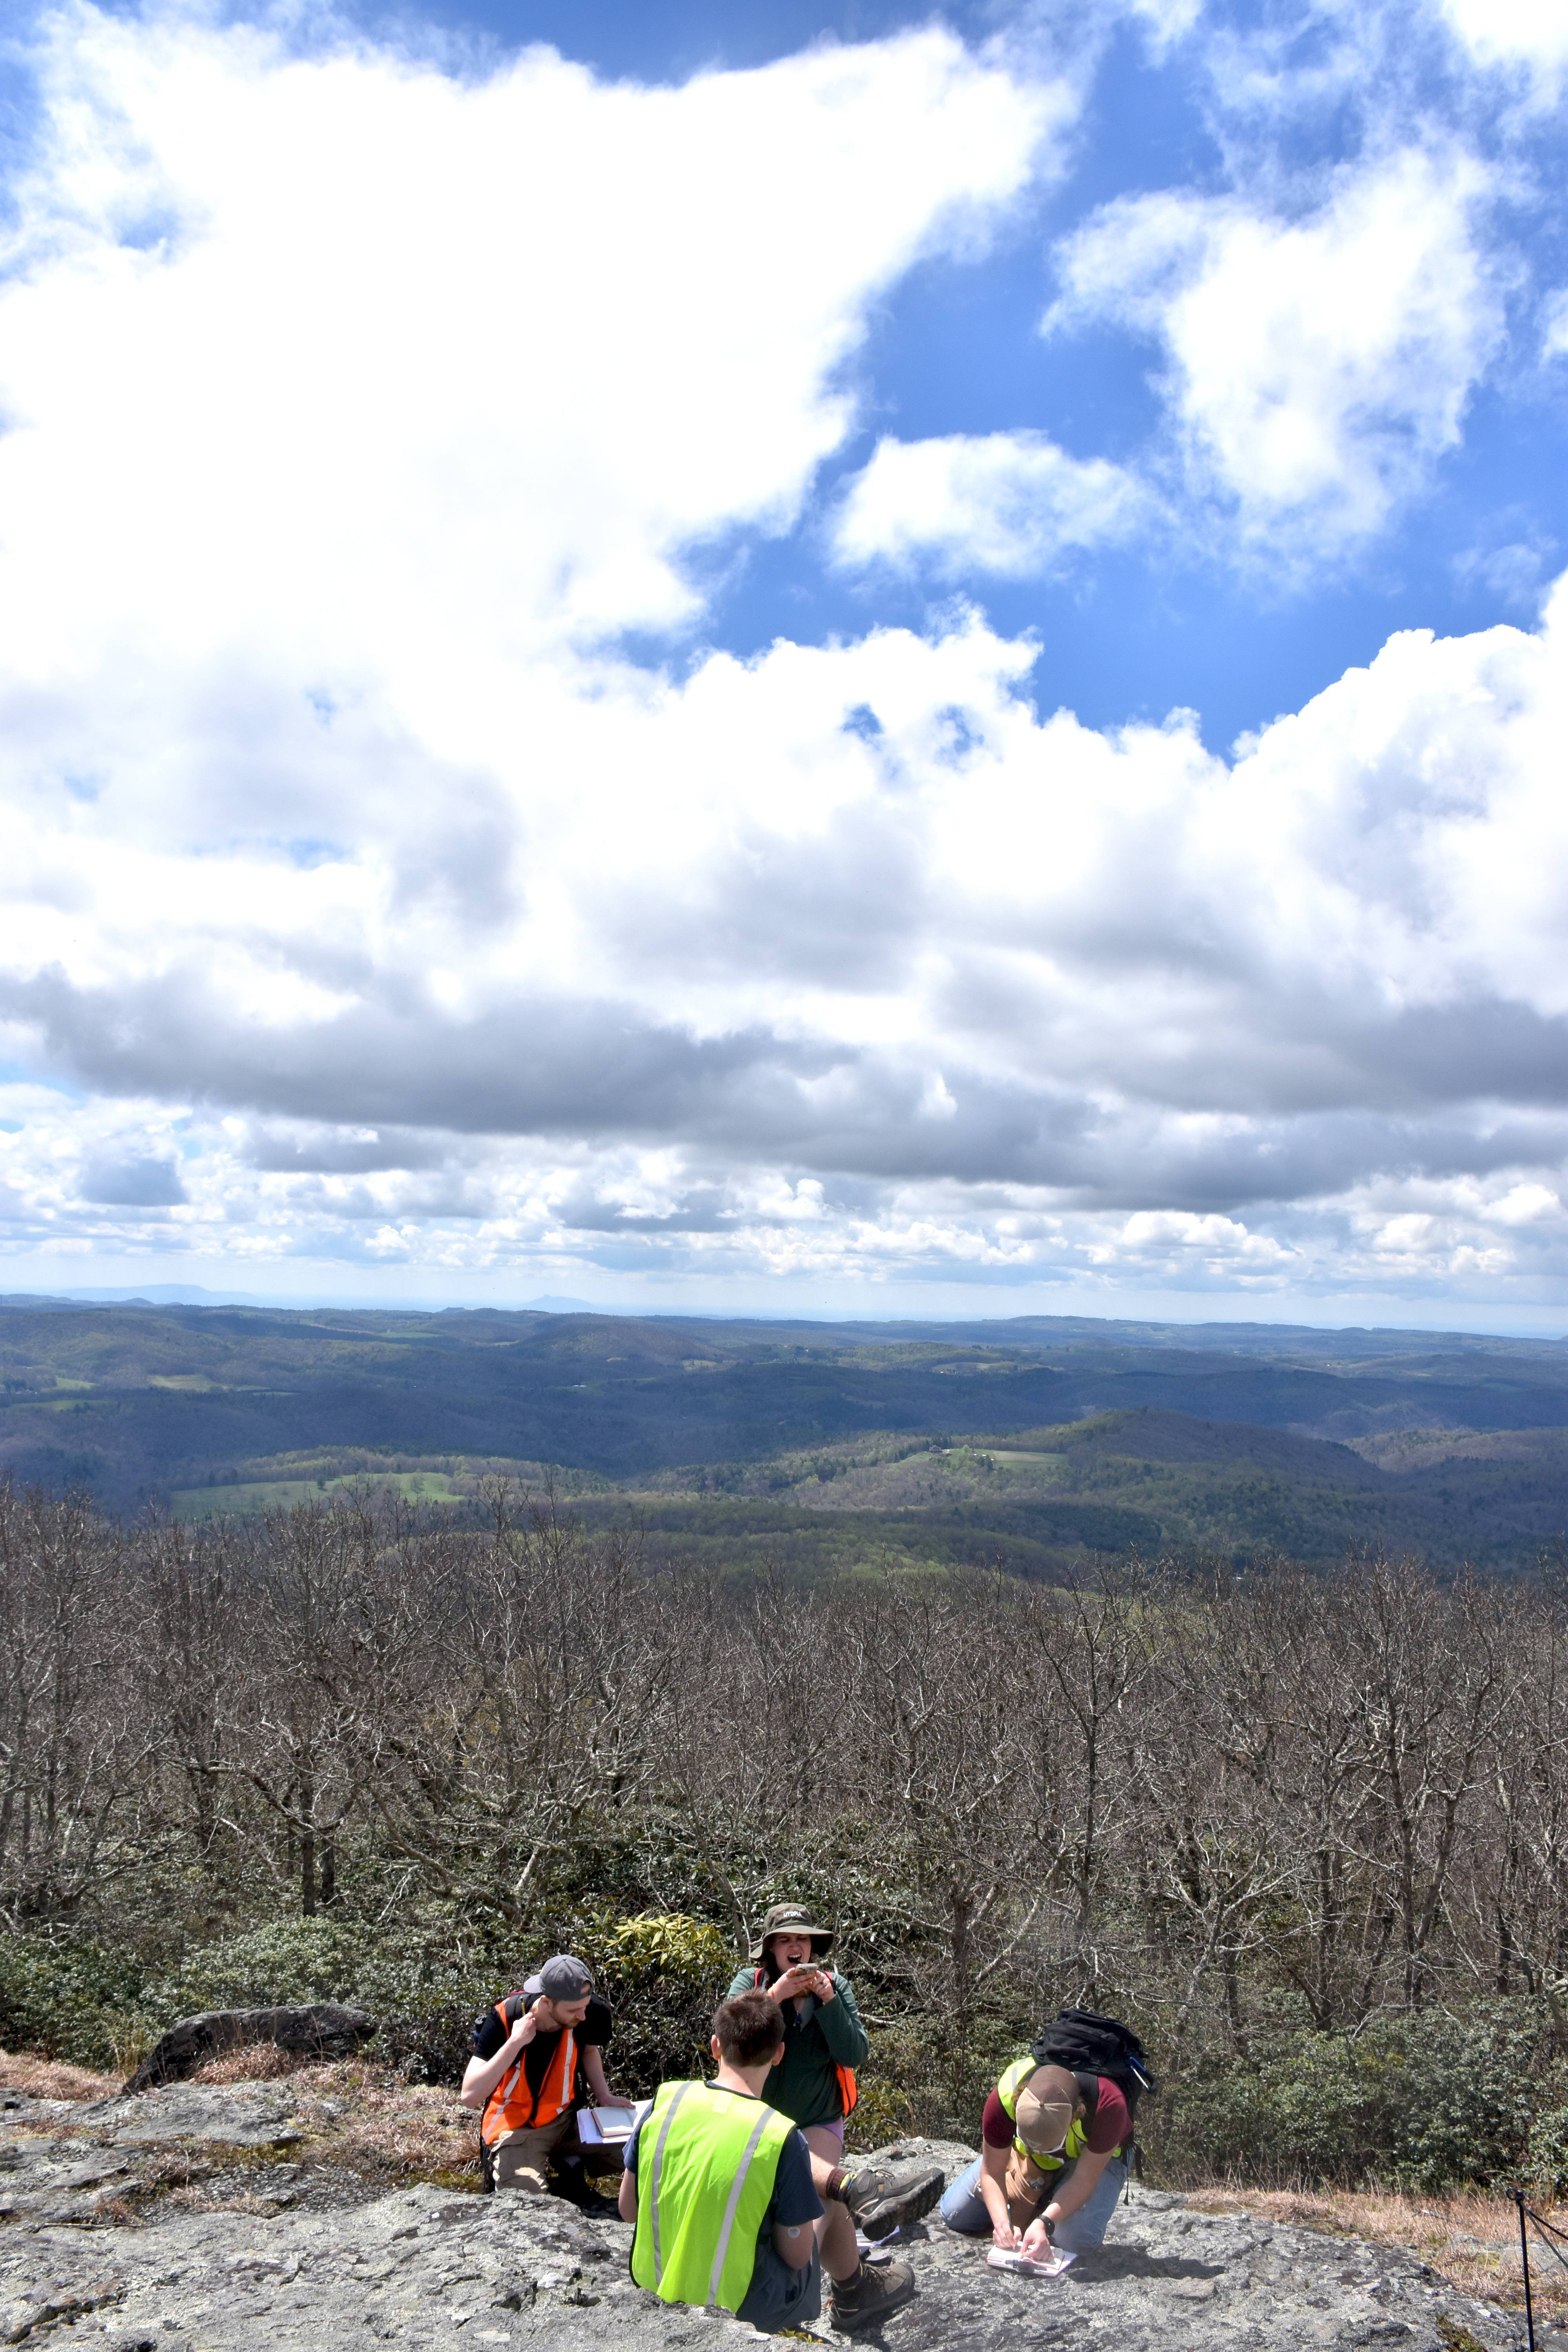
left=124, top=2004, right=376, bottom=2094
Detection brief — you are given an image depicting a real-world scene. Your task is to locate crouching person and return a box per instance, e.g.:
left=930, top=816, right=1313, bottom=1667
left=461, top=1953, right=619, bottom=2195
left=940, top=2056, right=1130, bottom=2256
left=620, top=1991, right=916, bottom=2333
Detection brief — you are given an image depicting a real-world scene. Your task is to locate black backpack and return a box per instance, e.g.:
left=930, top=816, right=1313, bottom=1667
left=1031, top=2009, right=1159, bottom=2122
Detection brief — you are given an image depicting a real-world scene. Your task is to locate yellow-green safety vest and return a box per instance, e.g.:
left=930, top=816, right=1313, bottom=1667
left=630, top=2080, right=800, bottom=2315
left=996, top=2054, right=1121, bottom=2181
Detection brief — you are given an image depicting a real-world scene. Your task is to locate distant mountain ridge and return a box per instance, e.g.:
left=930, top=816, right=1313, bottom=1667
left=0, top=1298, right=1565, bottom=1570
left=0, top=1285, right=610, bottom=1313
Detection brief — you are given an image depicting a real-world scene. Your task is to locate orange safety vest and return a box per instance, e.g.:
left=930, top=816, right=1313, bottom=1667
left=481, top=2000, right=579, bottom=2145
left=751, top=1968, right=858, bottom=2117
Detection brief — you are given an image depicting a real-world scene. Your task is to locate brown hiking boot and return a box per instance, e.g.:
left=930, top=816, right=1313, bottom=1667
left=830, top=2255, right=916, bottom=2331
left=842, top=2164, right=946, bottom=2241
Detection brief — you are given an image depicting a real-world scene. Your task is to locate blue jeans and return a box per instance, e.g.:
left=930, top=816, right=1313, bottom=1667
left=735, top=2238, right=822, bottom=2328
left=939, top=2154, right=1128, bottom=2253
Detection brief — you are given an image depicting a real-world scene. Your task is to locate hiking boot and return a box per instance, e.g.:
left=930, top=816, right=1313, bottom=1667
left=830, top=2256, right=916, bottom=2331
left=842, top=2164, right=946, bottom=2241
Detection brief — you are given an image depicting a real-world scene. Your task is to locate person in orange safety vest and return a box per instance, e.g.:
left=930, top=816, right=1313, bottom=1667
left=460, top=1953, right=625, bottom=2194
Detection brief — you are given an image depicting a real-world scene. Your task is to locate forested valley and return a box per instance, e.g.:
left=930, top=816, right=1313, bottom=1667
left=6, top=1296, right=1568, bottom=1575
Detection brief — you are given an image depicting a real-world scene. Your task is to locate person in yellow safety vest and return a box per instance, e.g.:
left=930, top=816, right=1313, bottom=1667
left=619, top=1990, right=917, bottom=2334
left=461, top=1953, right=628, bottom=2194
left=940, top=2057, right=1131, bottom=2256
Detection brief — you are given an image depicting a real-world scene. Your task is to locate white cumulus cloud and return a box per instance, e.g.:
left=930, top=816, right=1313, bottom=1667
left=0, top=6, right=1062, bottom=742
left=5, top=581, right=1568, bottom=1302
left=1440, top=0, right=1568, bottom=75
left=0, top=7, right=1564, bottom=1313
left=832, top=430, right=1147, bottom=575
left=1049, top=148, right=1501, bottom=556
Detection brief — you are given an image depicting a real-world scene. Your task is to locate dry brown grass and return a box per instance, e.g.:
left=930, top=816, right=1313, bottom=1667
left=239, top=2054, right=483, bottom=2190
left=0, top=2047, right=119, bottom=2102
left=0, top=2043, right=482, bottom=2198
left=165, top=2049, right=483, bottom=2191
left=191, top=2043, right=307, bottom=2084
left=1185, top=2183, right=1568, bottom=2323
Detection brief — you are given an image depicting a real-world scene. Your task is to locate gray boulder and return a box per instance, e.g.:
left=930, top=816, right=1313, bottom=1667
left=123, top=2002, right=376, bottom=2092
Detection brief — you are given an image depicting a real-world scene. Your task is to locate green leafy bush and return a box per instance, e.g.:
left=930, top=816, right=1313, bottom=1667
left=352, top=1946, right=506, bottom=2086
left=143, top=1917, right=510, bottom=2086
left=136, top=1907, right=747, bottom=2094
left=145, top=1917, right=368, bottom=2017
left=1524, top=2095, right=1568, bottom=2195
left=1393, top=2006, right=1541, bottom=2189
left=844, top=2071, right=914, bottom=2152
left=0, top=1934, right=154, bottom=2074
left=590, top=1909, right=737, bottom=2089
left=1156, top=2003, right=1544, bottom=2190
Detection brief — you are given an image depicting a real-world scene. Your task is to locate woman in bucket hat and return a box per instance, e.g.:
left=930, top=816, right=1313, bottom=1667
left=725, top=1902, right=944, bottom=2243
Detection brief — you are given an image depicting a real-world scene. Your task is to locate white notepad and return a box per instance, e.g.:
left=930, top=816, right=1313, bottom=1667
left=986, top=2248, right=1076, bottom=2278
left=577, top=2104, right=640, bottom=2145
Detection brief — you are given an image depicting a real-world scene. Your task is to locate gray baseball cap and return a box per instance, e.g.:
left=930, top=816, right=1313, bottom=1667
left=523, top=1953, right=594, bottom=2002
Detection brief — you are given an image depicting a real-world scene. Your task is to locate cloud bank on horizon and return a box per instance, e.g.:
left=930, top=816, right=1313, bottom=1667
left=1, top=0, right=1566, bottom=1317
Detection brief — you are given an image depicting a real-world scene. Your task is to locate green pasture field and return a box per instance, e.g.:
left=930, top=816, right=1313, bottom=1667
left=171, top=1468, right=468, bottom=1521
left=958, top=1446, right=1069, bottom=1474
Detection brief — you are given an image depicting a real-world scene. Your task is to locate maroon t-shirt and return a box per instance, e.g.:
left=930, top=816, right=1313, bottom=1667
left=982, top=2073, right=1130, bottom=2155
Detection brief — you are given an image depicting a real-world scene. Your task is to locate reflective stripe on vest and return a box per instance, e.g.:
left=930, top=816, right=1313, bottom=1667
left=996, top=2054, right=1109, bottom=2176
left=707, top=2104, right=775, bottom=2304
left=646, top=2081, right=694, bottom=2285
left=630, top=2082, right=798, bottom=2315
left=481, top=2005, right=577, bottom=2146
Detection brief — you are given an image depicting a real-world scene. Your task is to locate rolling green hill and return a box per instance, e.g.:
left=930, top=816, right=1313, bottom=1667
left=2, top=1296, right=1567, bottom=1572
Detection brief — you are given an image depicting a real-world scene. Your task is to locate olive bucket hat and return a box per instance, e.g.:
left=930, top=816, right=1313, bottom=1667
left=749, top=1901, right=837, bottom=1960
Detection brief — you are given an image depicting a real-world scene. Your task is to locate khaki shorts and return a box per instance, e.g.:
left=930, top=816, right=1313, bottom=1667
left=489, top=2112, right=572, bottom=2194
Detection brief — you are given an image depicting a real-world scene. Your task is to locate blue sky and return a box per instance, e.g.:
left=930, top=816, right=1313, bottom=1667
left=311, top=0, right=1568, bottom=750
left=0, top=0, right=1566, bottom=1326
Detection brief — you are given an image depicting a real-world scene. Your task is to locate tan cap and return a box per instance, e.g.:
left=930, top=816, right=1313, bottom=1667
left=1014, top=2064, right=1078, bottom=2154
left=749, top=1902, right=836, bottom=1960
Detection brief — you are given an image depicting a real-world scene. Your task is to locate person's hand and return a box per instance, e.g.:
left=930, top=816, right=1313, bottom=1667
left=991, top=2218, right=1021, bottom=2250
left=773, top=1963, right=816, bottom=1998
left=513, top=1997, right=546, bottom=2047
left=809, top=1969, right=835, bottom=2003
left=1020, top=2215, right=1054, bottom=2261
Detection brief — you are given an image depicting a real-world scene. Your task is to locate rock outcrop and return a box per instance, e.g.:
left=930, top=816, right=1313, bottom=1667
left=123, top=2005, right=377, bottom=2093
left=0, top=2097, right=1535, bottom=2350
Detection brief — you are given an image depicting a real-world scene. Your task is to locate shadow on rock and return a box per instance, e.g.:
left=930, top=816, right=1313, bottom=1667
left=1070, top=2246, right=1226, bottom=2283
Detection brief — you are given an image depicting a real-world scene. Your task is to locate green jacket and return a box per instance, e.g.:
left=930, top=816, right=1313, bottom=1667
left=724, top=1964, right=871, bottom=2129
